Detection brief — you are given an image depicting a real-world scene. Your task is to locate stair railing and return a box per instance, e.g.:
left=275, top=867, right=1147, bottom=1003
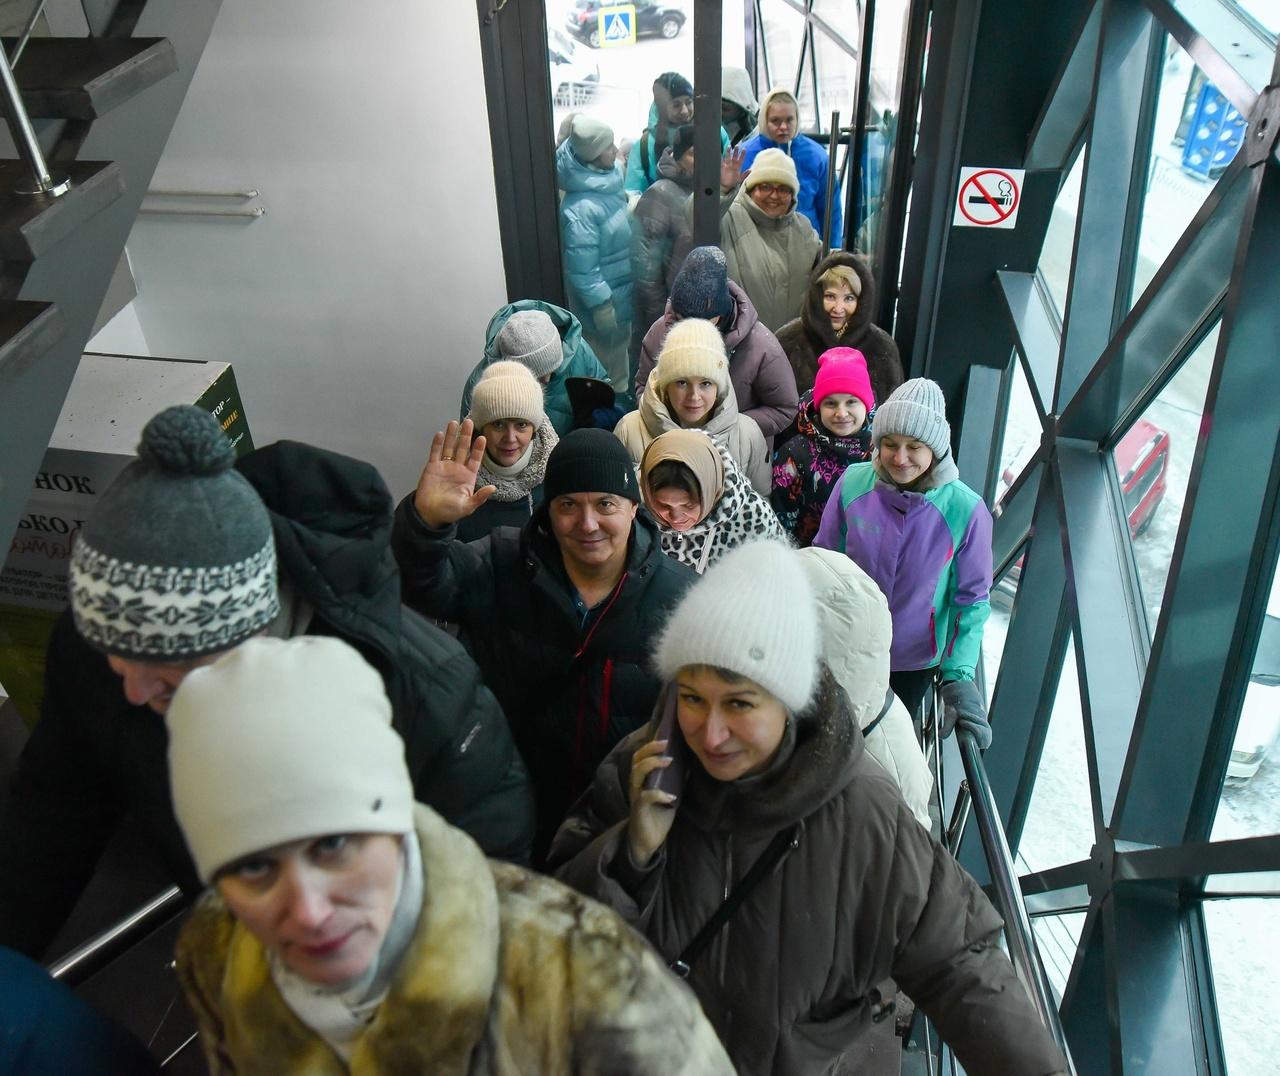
left=46, top=885, right=186, bottom=986
left=0, top=5, right=68, bottom=198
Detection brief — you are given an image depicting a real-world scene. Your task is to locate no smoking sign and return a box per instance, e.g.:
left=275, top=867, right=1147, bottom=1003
left=953, top=166, right=1024, bottom=229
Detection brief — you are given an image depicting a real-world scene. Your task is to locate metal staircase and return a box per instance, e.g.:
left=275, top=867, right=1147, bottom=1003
left=0, top=0, right=223, bottom=561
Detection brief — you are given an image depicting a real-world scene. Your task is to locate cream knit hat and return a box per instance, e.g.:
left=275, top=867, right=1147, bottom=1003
left=744, top=147, right=800, bottom=195
left=167, top=636, right=415, bottom=883
left=655, top=317, right=731, bottom=398
left=654, top=539, right=818, bottom=714
left=469, top=360, right=547, bottom=430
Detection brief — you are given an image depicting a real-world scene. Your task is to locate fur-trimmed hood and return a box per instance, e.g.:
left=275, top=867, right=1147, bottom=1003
left=176, top=805, right=734, bottom=1074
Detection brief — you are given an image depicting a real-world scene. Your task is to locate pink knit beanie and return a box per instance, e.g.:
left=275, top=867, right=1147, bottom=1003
left=813, top=348, right=875, bottom=412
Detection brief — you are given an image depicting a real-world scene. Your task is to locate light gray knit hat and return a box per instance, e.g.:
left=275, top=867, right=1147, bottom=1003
left=654, top=539, right=818, bottom=714
left=469, top=360, right=547, bottom=429
left=495, top=310, right=564, bottom=379
left=69, top=405, right=279, bottom=661
left=569, top=114, right=615, bottom=162
left=871, top=377, right=951, bottom=459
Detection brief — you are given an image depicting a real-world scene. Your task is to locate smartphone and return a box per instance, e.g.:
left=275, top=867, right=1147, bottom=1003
left=643, top=682, right=686, bottom=797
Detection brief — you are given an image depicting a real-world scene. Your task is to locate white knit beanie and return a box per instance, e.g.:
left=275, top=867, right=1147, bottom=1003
left=744, top=147, right=800, bottom=195
left=872, top=377, right=951, bottom=459
left=167, top=636, right=415, bottom=883
left=654, top=540, right=818, bottom=714
left=655, top=318, right=731, bottom=397
left=469, top=360, right=547, bottom=430
left=495, top=310, right=563, bottom=379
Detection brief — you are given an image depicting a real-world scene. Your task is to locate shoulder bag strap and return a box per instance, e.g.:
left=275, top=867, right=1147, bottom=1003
left=670, top=823, right=801, bottom=979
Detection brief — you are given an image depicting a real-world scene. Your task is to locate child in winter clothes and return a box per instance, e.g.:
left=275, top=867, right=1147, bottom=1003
left=813, top=378, right=994, bottom=748
left=772, top=348, right=875, bottom=547
left=641, top=429, right=785, bottom=574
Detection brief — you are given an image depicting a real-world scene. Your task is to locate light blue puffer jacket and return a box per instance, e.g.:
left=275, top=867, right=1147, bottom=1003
left=555, top=140, right=634, bottom=335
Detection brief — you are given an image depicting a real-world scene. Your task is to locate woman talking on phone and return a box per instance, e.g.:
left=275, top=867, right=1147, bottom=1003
left=550, top=540, right=1067, bottom=1076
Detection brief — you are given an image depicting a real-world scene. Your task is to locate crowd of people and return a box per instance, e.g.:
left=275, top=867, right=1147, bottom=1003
left=0, top=66, right=1066, bottom=1076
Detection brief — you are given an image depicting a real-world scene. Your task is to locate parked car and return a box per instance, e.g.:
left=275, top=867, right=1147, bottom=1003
left=565, top=0, right=686, bottom=49
left=992, top=418, right=1171, bottom=605
left=548, top=26, right=599, bottom=107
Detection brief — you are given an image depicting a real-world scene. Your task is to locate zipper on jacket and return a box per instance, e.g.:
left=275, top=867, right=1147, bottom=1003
left=717, top=836, right=733, bottom=987
left=946, top=609, right=962, bottom=657
left=600, top=658, right=614, bottom=738
left=572, top=570, right=630, bottom=659
left=928, top=608, right=938, bottom=657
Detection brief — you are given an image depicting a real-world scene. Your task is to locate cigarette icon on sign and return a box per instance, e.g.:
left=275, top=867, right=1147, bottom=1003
left=968, top=179, right=1015, bottom=206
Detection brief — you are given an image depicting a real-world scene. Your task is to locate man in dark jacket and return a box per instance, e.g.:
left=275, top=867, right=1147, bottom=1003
left=0, top=407, right=533, bottom=959
left=391, top=423, right=696, bottom=861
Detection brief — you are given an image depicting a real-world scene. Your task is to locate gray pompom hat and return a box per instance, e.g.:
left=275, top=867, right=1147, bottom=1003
left=69, top=405, right=279, bottom=661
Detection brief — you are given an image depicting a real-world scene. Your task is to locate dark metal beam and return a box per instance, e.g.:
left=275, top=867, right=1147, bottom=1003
left=692, top=0, right=724, bottom=249
left=1056, top=0, right=1160, bottom=414
left=1061, top=905, right=1116, bottom=1072
left=993, top=454, right=1046, bottom=575
left=1115, top=833, right=1280, bottom=885
left=1026, top=0, right=1102, bottom=173
left=1056, top=440, right=1149, bottom=824
left=1058, top=154, right=1248, bottom=442
left=997, top=269, right=1061, bottom=421
left=956, top=364, right=1004, bottom=501
left=1141, top=0, right=1263, bottom=117
left=1113, top=156, right=1280, bottom=847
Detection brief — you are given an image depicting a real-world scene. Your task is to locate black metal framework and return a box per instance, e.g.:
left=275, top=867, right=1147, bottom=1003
left=904, top=0, right=1280, bottom=1068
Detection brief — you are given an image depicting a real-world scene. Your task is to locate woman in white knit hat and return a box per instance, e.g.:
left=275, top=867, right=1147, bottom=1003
left=549, top=540, right=1067, bottom=1076
left=615, top=317, right=771, bottom=493
left=719, top=145, right=821, bottom=332
left=168, top=635, right=732, bottom=1075
left=812, top=377, right=994, bottom=746
left=451, top=360, right=559, bottom=541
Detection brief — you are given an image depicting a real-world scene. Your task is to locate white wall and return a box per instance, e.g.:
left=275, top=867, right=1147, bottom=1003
left=123, top=0, right=507, bottom=495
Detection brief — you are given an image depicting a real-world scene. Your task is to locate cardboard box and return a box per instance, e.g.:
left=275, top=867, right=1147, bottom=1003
left=0, top=353, right=253, bottom=726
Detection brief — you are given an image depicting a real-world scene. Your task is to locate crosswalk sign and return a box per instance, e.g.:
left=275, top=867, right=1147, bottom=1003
left=599, top=5, right=636, bottom=48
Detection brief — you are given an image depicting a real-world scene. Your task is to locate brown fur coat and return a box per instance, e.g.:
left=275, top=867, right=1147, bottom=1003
left=175, top=805, right=733, bottom=1075
left=774, top=250, right=904, bottom=404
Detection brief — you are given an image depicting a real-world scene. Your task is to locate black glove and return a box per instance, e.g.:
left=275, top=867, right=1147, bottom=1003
left=940, top=678, right=991, bottom=751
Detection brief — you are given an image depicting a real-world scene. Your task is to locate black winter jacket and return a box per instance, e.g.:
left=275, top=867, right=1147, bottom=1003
left=0, top=441, right=534, bottom=958
left=391, top=500, right=696, bottom=861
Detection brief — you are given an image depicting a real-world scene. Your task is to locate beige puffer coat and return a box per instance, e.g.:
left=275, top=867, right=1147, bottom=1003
left=796, top=547, right=934, bottom=827
left=615, top=369, right=771, bottom=494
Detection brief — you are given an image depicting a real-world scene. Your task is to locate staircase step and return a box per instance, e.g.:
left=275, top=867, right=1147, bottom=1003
left=0, top=300, right=63, bottom=387
left=0, top=159, right=124, bottom=261
left=9, top=38, right=178, bottom=120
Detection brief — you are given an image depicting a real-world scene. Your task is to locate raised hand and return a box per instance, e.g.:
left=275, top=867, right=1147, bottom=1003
left=412, top=419, right=497, bottom=528
left=720, top=145, right=746, bottom=192
left=627, top=738, right=678, bottom=868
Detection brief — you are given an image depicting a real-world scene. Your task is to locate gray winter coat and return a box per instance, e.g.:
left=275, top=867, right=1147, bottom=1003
left=722, top=183, right=821, bottom=332
left=631, top=148, right=694, bottom=335
left=550, top=672, right=1068, bottom=1076
left=634, top=281, right=799, bottom=440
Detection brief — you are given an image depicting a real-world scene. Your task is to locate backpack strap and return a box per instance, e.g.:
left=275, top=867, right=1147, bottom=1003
left=670, top=823, right=801, bottom=979
left=861, top=686, right=896, bottom=739
left=639, top=127, right=652, bottom=179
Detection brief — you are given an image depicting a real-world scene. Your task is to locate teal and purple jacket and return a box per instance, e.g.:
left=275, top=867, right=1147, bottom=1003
left=812, top=455, right=992, bottom=680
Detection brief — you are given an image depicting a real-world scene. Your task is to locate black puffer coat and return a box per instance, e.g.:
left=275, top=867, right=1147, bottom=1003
left=391, top=501, right=696, bottom=861
left=0, top=442, right=534, bottom=959
left=550, top=670, right=1068, bottom=1076
left=775, top=250, right=904, bottom=403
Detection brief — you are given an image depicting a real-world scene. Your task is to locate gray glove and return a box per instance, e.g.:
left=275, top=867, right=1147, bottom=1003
left=940, top=678, right=991, bottom=751
left=593, top=301, right=618, bottom=334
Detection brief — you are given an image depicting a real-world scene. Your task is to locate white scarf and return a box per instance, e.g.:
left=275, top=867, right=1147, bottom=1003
left=270, top=832, right=424, bottom=1061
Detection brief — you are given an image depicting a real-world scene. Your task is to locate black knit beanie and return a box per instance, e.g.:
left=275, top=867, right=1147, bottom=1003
left=671, top=246, right=733, bottom=322
left=670, top=124, right=696, bottom=160
left=542, top=429, right=639, bottom=503
left=655, top=71, right=693, bottom=102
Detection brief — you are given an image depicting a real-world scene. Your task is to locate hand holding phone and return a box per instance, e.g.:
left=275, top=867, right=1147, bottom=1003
left=642, top=683, right=685, bottom=796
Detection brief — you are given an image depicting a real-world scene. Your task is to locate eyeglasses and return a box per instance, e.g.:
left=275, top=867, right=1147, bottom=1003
left=752, top=183, right=792, bottom=197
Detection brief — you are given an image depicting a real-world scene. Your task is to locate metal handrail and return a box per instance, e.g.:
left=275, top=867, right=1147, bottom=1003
left=8, top=0, right=46, bottom=68
left=0, top=8, right=67, bottom=197
left=956, top=730, right=1078, bottom=1074
left=146, top=187, right=260, bottom=199
left=137, top=205, right=265, bottom=218
left=47, top=885, right=187, bottom=986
